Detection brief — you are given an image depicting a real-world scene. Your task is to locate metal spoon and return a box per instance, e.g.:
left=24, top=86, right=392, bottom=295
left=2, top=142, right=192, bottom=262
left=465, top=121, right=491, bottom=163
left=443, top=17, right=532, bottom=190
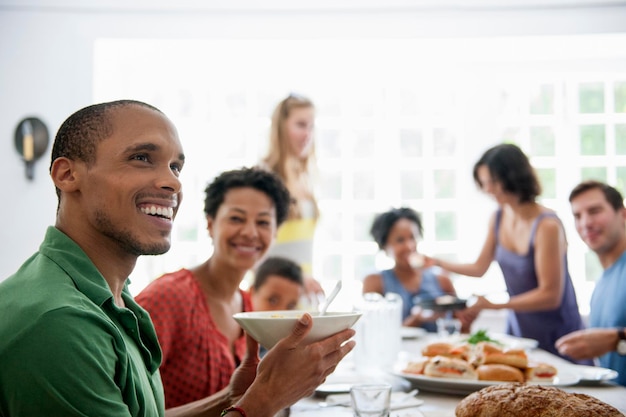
left=319, top=280, right=342, bottom=315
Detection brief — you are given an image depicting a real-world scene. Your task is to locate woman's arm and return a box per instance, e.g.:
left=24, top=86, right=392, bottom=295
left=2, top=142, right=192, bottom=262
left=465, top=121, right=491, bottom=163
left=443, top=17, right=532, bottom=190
left=362, top=273, right=384, bottom=294
left=429, top=213, right=497, bottom=277
left=436, top=274, right=456, bottom=295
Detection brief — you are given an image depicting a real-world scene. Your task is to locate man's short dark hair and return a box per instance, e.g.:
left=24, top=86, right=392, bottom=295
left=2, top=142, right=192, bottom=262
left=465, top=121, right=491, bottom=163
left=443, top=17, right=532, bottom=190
left=569, top=180, right=625, bottom=211
left=50, top=99, right=162, bottom=200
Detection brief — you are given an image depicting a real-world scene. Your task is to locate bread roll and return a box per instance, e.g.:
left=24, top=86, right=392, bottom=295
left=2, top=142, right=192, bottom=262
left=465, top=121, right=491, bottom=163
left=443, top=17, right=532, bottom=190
left=403, top=357, right=429, bottom=375
left=525, top=362, right=558, bottom=382
left=476, top=364, right=524, bottom=383
left=422, top=342, right=453, bottom=357
left=448, top=343, right=472, bottom=361
left=455, top=383, right=623, bottom=417
left=473, top=342, right=528, bottom=368
left=424, top=356, right=477, bottom=380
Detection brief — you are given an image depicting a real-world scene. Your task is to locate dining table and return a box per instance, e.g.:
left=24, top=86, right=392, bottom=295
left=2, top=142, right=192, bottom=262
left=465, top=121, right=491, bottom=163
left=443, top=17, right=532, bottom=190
left=286, top=331, right=626, bottom=417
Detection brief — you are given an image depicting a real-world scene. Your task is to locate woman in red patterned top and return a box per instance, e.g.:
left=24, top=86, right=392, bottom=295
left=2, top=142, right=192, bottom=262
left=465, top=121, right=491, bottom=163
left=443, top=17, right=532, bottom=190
left=136, top=167, right=292, bottom=408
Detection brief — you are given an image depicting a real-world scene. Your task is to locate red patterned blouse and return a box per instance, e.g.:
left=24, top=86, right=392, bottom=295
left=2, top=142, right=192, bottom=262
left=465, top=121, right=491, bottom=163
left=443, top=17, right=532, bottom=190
left=135, top=269, right=251, bottom=408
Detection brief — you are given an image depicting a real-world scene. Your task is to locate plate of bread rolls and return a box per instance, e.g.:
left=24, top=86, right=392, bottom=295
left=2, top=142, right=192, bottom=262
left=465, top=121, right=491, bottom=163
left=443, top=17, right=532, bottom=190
left=394, top=340, right=579, bottom=395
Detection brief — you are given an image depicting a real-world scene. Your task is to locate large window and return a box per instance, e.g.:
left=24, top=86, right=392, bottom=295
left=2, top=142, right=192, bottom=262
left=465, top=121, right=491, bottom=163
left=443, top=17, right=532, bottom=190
left=95, top=36, right=626, bottom=314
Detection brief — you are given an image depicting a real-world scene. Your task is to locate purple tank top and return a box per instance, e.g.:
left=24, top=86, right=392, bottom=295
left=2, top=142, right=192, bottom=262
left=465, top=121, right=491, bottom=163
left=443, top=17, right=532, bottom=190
left=494, top=210, right=591, bottom=364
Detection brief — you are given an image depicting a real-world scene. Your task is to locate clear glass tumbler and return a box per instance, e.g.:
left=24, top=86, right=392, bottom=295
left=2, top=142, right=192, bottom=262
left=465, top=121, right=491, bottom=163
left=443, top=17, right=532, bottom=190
left=350, top=383, right=392, bottom=417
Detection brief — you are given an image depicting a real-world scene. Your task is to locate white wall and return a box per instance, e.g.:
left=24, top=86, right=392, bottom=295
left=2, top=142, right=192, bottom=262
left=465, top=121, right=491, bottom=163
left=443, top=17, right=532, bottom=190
left=2, top=0, right=626, bottom=280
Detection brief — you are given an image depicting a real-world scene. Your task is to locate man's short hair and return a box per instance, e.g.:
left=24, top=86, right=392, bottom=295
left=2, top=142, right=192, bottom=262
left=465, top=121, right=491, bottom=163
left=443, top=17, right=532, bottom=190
left=569, top=180, right=625, bottom=211
left=50, top=100, right=162, bottom=199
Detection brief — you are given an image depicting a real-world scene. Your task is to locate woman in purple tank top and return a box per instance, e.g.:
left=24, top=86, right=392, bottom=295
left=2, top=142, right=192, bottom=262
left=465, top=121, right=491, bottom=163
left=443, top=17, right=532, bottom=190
left=426, top=144, right=590, bottom=364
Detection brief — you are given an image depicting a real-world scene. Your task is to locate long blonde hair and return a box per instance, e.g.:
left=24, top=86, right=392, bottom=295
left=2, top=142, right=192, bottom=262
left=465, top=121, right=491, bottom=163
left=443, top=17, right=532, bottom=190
left=262, top=94, right=319, bottom=220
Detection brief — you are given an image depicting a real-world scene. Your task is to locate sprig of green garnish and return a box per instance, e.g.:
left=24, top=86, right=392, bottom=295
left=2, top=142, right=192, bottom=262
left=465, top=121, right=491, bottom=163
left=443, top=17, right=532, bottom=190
left=464, top=329, right=503, bottom=345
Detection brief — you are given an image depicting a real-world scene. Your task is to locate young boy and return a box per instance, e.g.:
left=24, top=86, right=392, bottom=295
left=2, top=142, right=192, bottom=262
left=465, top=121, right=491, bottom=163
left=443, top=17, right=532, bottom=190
left=250, top=256, right=305, bottom=312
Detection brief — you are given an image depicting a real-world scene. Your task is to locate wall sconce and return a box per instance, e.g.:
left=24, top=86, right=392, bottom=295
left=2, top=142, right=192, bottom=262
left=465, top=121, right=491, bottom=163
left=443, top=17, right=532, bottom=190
left=14, top=117, right=49, bottom=181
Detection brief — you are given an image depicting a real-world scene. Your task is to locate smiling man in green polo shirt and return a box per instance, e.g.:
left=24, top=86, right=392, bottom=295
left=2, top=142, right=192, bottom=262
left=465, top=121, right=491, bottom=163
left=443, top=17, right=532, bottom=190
left=0, top=100, right=355, bottom=417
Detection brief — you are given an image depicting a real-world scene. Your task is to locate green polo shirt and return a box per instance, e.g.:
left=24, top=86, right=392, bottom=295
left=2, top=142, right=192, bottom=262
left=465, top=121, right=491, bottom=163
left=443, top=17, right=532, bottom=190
left=0, top=227, right=165, bottom=417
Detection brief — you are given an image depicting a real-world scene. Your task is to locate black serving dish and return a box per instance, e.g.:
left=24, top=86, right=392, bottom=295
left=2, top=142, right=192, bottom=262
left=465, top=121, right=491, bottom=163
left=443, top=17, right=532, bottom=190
left=414, top=295, right=467, bottom=311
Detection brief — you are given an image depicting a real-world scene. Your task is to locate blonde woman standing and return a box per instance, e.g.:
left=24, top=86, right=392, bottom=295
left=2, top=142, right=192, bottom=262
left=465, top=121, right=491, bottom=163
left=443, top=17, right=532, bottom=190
left=259, top=94, right=323, bottom=298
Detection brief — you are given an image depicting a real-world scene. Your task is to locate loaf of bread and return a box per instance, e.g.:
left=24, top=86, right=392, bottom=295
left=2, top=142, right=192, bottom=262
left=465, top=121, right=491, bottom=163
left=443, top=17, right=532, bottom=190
left=455, top=383, right=623, bottom=417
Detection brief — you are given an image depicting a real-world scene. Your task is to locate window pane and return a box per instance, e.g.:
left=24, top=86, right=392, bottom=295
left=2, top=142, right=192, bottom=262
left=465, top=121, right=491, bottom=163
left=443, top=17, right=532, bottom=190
left=317, top=129, right=342, bottom=158
left=500, top=127, right=522, bottom=143
left=399, top=129, right=423, bottom=157
left=317, top=102, right=342, bottom=119
left=355, top=254, right=376, bottom=282
left=616, top=124, right=626, bottom=155
left=319, top=171, right=342, bottom=199
left=319, top=211, right=343, bottom=241
left=353, top=129, right=375, bottom=158
left=578, top=82, right=605, bottom=113
left=177, top=225, right=199, bottom=242
left=529, top=84, right=555, bottom=115
left=355, top=96, right=376, bottom=118
left=387, top=88, right=421, bottom=117
left=225, top=92, right=247, bottom=118
left=529, top=126, right=555, bottom=156
left=434, top=169, right=456, bottom=198
left=435, top=212, right=457, bottom=241
left=433, top=128, right=456, bottom=157
left=401, top=170, right=424, bottom=199
left=581, top=167, right=607, bottom=182
left=322, top=254, right=342, bottom=281
left=536, top=168, right=556, bottom=199
left=353, top=170, right=375, bottom=199
left=579, top=125, right=606, bottom=155
left=256, top=91, right=278, bottom=117
left=616, top=167, right=626, bottom=196
left=614, top=81, right=626, bottom=113
left=499, top=87, right=525, bottom=116
left=354, top=213, right=375, bottom=241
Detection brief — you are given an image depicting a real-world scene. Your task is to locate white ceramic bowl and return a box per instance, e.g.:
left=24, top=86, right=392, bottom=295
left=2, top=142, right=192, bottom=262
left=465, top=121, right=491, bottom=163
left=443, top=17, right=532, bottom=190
left=233, top=310, right=362, bottom=349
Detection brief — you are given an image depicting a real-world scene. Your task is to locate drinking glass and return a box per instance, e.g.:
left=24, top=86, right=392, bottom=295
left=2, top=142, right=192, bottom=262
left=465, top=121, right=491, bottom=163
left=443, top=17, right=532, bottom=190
left=350, top=383, right=392, bottom=417
left=436, top=316, right=461, bottom=337
left=352, top=292, right=402, bottom=373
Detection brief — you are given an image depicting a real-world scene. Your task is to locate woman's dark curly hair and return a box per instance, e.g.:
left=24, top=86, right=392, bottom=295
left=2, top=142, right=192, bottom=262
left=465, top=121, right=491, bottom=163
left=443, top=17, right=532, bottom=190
left=369, top=207, right=423, bottom=250
left=472, top=143, right=541, bottom=203
left=203, top=166, right=291, bottom=226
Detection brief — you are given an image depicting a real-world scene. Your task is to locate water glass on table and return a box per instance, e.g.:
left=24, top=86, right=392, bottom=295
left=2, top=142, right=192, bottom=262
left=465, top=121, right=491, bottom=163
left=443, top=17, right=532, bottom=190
left=436, top=316, right=461, bottom=337
left=353, top=293, right=402, bottom=373
left=350, top=383, right=392, bottom=417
